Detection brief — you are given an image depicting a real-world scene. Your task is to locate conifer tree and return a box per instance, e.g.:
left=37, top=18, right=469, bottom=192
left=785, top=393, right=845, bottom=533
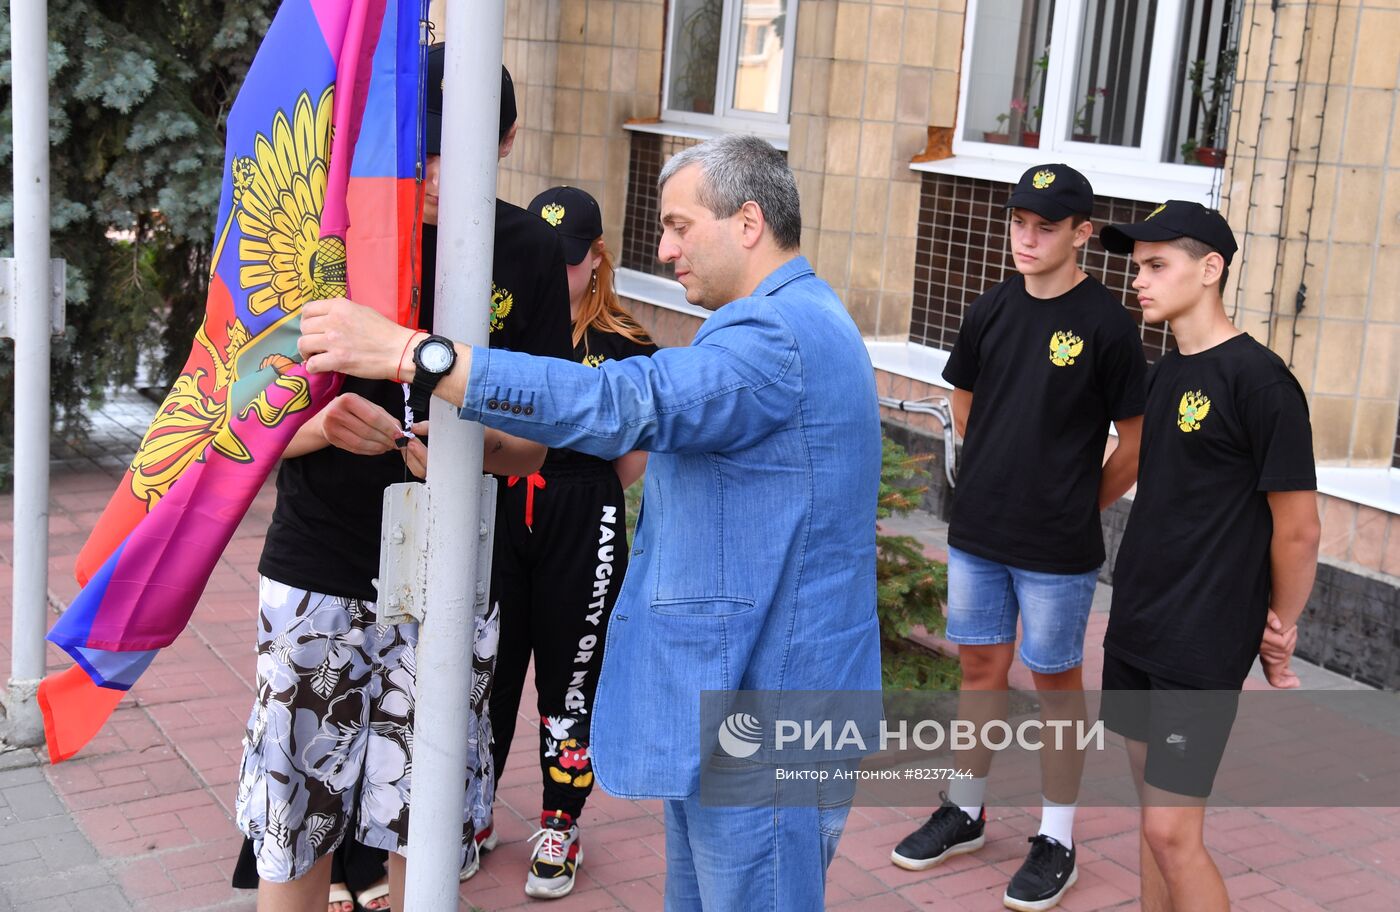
left=0, top=0, right=278, bottom=485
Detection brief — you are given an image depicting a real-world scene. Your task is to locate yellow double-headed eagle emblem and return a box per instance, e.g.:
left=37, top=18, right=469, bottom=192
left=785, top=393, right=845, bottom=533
left=1048, top=331, right=1084, bottom=366
left=541, top=203, right=566, bottom=227
left=1178, top=390, right=1211, bottom=432
left=1032, top=170, right=1056, bottom=189
left=490, top=283, right=514, bottom=332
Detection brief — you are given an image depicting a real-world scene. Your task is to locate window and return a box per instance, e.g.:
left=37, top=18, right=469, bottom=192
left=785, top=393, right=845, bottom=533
left=910, top=173, right=1177, bottom=362
left=956, top=0, right=1240, bottom=171
left=663, top=0, right=797, bottom=131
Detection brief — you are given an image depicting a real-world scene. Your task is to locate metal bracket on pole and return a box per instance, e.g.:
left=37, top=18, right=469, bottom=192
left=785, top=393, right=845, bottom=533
left=0, top=258, right=66, bottom=339
left=376, top=482, right=431, bottom=625
left=375, top=477, right=498, bottom=626
left=472, top=476, right=498, bottom=618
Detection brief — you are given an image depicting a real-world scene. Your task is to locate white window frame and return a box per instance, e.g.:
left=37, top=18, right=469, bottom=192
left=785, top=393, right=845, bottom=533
left=941, top=0, right=1224, bottom=203
left=660, top=0, right=799, bottom=139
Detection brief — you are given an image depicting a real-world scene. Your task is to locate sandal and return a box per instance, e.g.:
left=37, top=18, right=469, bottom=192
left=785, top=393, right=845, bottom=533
left=327, top=883, right=354, bottom=912
left=355, top=879, right=392, bottom=911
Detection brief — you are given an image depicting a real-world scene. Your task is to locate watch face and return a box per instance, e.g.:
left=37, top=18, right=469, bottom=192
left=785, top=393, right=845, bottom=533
left=418, top=340, right=454, bottom=372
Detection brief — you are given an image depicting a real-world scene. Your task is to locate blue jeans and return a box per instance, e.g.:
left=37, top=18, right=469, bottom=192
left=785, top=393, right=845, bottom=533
left=945, top=546, right=1099, bottom=674
left=663, top=793, right=850, bottom=911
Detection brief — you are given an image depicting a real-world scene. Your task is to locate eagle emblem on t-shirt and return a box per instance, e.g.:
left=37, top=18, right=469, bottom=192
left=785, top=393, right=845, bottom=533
left=582, top=354, right=606, bottom=368
left=1177, top=390, right=1212, bottom=432
left=1048, top=331, right=1084, bottom=366
left=489, top=283, right=514, bottom=332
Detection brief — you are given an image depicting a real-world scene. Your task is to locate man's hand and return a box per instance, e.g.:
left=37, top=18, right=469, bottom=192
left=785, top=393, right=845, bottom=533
left=300, top=297, right=420, bottom=381
left=1260, top=609, right=1301, bottom=689
left=321, top=393, right=406, bottom=455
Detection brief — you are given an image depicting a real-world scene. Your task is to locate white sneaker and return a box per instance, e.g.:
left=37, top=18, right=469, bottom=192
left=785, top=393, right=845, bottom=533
left=459, top=819, right=500, bottom=882
left=524, top=811, right=582, bottom=900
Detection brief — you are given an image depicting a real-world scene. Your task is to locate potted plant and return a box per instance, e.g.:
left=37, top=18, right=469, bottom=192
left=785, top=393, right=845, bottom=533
left=982, top=51, right=1048, bottom=146
left=1072, top=86, right=1108, bottom=142
left=1180, top=49, right=1237, bottom=167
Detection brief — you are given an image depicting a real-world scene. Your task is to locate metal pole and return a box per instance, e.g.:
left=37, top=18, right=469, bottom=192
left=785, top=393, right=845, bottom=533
left=3, top=0, right=53, bottom=748
left=401, top=2, right=502, bottom=906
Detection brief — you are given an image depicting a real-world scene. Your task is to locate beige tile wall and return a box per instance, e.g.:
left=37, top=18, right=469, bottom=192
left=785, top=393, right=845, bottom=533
left=1319, top=495, right=1400, bottom=576
left=496, top=0, right=663, bottom=251
left=790, top=0, right=967, bottom=339
left=1224, top=0, right=1400, bottom=466
left=455, top=0, right=1398, bottom=471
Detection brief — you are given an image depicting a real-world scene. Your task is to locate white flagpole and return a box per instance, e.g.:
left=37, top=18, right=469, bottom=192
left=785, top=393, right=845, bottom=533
left=401, top=0, right=503, bottom=906
left=2, top=0, right=54, bottom=749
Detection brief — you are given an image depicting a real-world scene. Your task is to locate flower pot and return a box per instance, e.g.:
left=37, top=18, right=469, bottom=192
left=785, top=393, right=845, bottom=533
left=1193, top=146, right=1226, bottom=167
left=1072, top=133, right=1097, bottom=143
left=982, top=131, right=1010, bottom=145
left=1018, top=131, right=1040, bottom=148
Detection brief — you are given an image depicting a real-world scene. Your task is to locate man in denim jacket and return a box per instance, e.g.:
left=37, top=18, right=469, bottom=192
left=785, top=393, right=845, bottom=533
left=301, top=134, right=883, bottom=910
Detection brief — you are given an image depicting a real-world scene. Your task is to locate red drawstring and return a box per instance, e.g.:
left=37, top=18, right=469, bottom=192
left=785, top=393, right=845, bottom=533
left=507, top=472, right=546, bottom=529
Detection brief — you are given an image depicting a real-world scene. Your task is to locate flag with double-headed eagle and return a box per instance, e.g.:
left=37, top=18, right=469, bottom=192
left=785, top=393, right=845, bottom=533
left=38, top=0, right=429, bottom=763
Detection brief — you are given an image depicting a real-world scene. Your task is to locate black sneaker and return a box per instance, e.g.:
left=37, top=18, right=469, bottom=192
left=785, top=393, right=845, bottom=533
left=1003, top=834, right=1077, bottom=911
left=889, top=791, right=986, bottom=871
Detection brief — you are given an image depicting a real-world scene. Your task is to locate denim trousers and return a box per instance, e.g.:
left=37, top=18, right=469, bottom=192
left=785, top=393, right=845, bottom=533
left=662, top=793, right=850, bottom=912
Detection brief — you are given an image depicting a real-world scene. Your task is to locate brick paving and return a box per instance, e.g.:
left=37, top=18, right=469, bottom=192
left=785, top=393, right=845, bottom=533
left=0, top=391, right=1396, bottom=910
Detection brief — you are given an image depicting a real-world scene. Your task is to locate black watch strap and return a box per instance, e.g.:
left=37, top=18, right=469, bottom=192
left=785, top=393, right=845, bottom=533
left=407, top=334, right=455, bottom=421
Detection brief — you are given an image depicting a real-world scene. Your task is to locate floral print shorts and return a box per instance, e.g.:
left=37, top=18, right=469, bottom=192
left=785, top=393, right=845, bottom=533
left=235, top=577, right=498, bottom=883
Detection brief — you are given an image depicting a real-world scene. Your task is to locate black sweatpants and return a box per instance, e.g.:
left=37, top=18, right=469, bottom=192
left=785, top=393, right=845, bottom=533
left=488, top=460, right=628, bottom=820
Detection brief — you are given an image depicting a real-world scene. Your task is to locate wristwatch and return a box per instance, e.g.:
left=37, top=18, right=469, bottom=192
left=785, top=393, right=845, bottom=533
left=406, top=333, right=457, bottom=422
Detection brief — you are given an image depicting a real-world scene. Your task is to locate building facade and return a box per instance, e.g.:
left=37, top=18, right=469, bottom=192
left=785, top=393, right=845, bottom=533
left=443, top=0, right=1400, bottom=681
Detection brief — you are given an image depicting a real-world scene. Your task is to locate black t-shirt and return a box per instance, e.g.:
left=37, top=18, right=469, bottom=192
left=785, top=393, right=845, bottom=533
left=1106, top=333, right=1316, bottom=689
left=942, top=274, right=1147, bottom=573
left=258, top=202, right=574, bottom=599
left=544, top=325, right=659, bottom=469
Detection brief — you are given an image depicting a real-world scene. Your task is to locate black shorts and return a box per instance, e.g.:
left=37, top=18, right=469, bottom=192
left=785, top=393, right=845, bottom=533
left=1100, top=653, right=1240, bottom=799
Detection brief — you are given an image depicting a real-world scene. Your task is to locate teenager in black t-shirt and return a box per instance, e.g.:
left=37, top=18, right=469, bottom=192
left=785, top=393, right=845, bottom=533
left=467, top=186, right=657, bottom=900
left=1097, top=201, right=1319, bottom=912
left=892, top=165, right=1146, bottom=911
left=233, top=54, right=573, bottom=912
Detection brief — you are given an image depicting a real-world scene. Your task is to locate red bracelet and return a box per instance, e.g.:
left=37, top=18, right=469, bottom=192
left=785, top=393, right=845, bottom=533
left=396, top=331, right=426, bottom=384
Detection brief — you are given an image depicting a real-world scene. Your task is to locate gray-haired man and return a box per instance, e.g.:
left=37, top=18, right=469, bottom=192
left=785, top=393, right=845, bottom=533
left=299, top=134, right=883, bottom=910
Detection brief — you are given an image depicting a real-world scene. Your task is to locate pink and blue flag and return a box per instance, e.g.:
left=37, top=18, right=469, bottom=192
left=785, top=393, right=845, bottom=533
left=39, top=0, right=428, bottom=763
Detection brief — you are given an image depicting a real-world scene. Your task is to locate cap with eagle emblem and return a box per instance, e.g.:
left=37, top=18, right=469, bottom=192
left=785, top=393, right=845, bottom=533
left=528, top=186, right=604, bottom=265
left=1004, top=163, right=1095, bottom=221
left=1098, top=200, right=1239, bottom=264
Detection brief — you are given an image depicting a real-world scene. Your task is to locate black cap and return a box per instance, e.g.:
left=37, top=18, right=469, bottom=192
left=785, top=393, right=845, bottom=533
left=426, top=44, right=517, bottom=154
left=1004, top=163, right=1095, bottom=221
left=1099, top=200, right=1238, bottom=265
left=528, top=186, right=603, bottom=265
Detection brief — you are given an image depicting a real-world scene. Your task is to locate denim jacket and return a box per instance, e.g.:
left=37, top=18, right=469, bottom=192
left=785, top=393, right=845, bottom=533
left=460, top=256, right=883, bottom=799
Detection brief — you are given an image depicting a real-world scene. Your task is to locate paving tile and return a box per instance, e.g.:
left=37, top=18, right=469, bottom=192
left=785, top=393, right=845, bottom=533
left=7, top=398, right=1400, bottom=910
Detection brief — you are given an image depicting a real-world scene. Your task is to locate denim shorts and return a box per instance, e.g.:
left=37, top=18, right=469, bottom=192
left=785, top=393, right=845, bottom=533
left=944, top=547, right=1099, bottom=674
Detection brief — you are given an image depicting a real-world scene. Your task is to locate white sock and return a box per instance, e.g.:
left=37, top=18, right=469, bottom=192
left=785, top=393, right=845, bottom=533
left=1038, top=797, right=1077, bottom=848
left=948, top=777, right=987, bottom=820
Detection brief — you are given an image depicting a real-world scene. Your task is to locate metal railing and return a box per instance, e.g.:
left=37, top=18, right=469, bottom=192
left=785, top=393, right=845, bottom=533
left=879, top=396, right=957, bottom=489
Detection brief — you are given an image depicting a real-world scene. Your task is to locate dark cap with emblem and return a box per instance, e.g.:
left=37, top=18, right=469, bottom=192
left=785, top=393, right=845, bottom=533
left=1099, top=200, right=1238, bottom=265
left=1003, top=163, right=1095, bottom=221
left=426, top=43, right=517, bottom=154
left=528, top=186, right=604, bottom=265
